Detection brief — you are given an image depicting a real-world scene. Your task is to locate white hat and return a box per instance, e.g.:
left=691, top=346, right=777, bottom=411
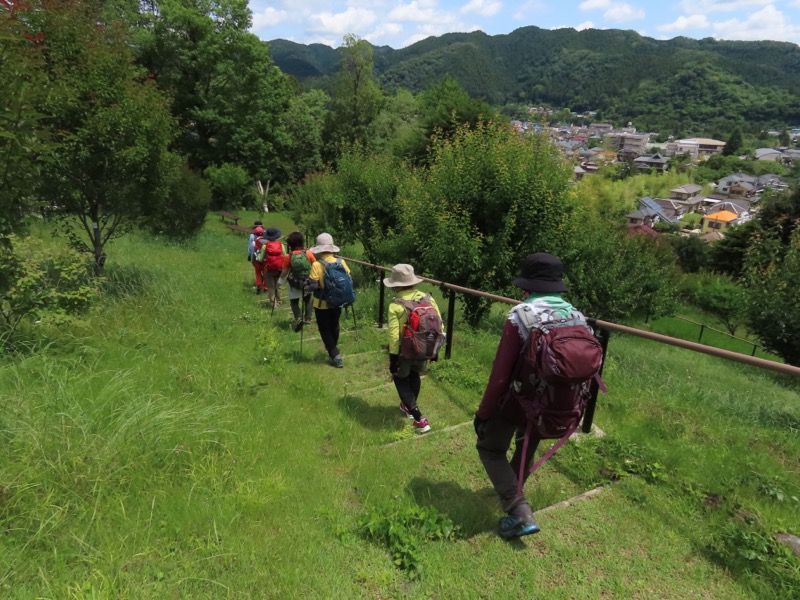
left=383, top=264, right=424, bottom=287
left=309, top=232, right=339, bottom=254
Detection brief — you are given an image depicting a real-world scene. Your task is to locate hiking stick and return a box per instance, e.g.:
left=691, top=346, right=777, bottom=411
left=270, top=295, right=276, bottom=318
left=350, top=304, right=361, bottom=351
left=300, top=293, right=307, bottom=355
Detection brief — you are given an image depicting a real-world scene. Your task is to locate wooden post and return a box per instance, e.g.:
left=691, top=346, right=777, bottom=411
left=445, top=290, right=456, bottom=359
left=377, top=278, right=386, bottom=328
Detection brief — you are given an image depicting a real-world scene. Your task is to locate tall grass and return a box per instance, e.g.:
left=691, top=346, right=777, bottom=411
left=1, top=213, right=798, bottom=598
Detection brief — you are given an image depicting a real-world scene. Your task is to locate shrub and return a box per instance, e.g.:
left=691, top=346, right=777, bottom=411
left=204, top=163, right=253, bottom=210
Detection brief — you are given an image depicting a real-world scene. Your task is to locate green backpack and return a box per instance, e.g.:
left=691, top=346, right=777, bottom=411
left=288, top=251, right=312, bottom=289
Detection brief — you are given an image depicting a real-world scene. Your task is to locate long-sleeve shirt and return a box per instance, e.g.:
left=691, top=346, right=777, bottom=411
left=387, top=289, right=442, bottom=355
left=476, top=294, right=581, bottom=422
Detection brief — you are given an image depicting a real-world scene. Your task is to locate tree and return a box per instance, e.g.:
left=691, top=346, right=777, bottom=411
left=0, top=0, right=51, bottom=247
left=744, top=230, right=800, bottom=366
left=323, top=34, right=385, bottom=161
left=400, top=122, right=574, bottom=324
left=692, top=274, right=746, bottom=336
left=36, top=0, right=179, bottom=272
left=722, top=127, right=742, bottom=156
left=670, top=234, right=710, bottom=273
left=280, top=89, right=328, bottom=183
left=135, top=0, right=293, bottom=181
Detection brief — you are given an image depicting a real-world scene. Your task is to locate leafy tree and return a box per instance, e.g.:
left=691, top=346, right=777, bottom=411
left=692, top=274, right=746, bottom=335
left=563, top=215, right=678, bottom=322
left=323, top=34, right=385, bottom=161
left=280, top=89, right=328, bottom=183
left=36, top=0, right=179, bottom=272
left=778, top=130, right=791, bottom=147
left=204, top=163, right=252, bottom=209
left=0, top=0, right=51, bottom=246
left=743, top=230, right=800, bottom=366
left=135, top=0, right=293, bottom=181
left=145, top=161, right=211, bottom=240
left=722, top=127, right=742, bottom=156
left=400, top=122, right=574, bottom=324
left=756, top=186, right=800, bottom=246
left=670, top=234, right=710, bottom=273
left=369, top=88, right=423, bottom=159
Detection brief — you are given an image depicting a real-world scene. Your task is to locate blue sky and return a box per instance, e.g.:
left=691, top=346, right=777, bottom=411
left=249, top=0, right=800, bottom=48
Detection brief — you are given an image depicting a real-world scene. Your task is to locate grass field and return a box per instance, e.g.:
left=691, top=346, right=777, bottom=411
left=1, top=212, right=799, bottom=599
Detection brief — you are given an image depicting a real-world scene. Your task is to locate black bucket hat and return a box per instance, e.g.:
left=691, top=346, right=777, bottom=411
left=512, top=253, right=568, bottom=293
left=264, top=227, right=281, bottom=241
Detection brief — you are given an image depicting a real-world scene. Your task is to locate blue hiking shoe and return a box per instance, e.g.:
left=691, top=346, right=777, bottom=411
left=498, top=504, right=540, bottom=539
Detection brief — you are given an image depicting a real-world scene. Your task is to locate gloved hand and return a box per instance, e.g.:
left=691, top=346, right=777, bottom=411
left=473, top=414, right=488, bottom=440
left=389, top=353, right=399, bottom=375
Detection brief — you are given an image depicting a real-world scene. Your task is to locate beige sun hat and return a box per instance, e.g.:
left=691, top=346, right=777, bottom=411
left=383, top=264, right=424, bottom=288
left=309, top=232, right=339, bottom=254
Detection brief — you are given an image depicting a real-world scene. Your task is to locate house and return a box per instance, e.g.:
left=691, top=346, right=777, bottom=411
left=705, top=199, right=751, bottom=220
left=626, top=197, right=679, bottom=227
left=633, top=153, right=669, bottom=172
left=754, top=148, right=782, bottom=161
left=666, top=138, right=726, bottom=158
left=606, top=132, right=650, bottom=159
left=716, top=173, right=757, bottom=196
left=669, top=184, right=703, bottom=201
left=654, top=198, right=688, bottom=221
left=700, top=210, right=740, bottom=234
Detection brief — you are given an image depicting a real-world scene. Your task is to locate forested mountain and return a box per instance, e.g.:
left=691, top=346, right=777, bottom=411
left=268, top=26, right=800, bottom=135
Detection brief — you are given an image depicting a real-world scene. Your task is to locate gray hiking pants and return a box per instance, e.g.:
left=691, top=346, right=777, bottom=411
left=476, top=414, right=540, bottom=513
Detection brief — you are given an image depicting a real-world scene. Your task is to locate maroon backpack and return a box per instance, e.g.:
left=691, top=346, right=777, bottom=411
left=395, top=294, right=445, bottom=361
left=510, top=310, right=605, bottom=497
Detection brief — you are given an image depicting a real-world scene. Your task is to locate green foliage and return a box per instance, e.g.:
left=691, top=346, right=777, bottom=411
left=359, top=501, right=460, bottom=578
left=146, top=162, right=211, bottom=240
left=34, top=0, right=179, bottom=270
left=405, top=122, right=573, bottom=324
left=135, top=0, right=293, bottom=181
left=563, top=215, right=678, bottom=321
left=743, top=229, right=800, bottom=366
left=669, top=234, right=710, bottom=273
left=722, top=127, right=743, bottom=156
left=690, top=273, right=746, bottom=335
left=0, top=1, right=52, bottom=244
left=0, top=235, right=96, bottom=347
left=709, top=221, right=758, bottom=277
left=204, top=163, right=252, bottom=210
left=280, top=90, right=328, bottom=183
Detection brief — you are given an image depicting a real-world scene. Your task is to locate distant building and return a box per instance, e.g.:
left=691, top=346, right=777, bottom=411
left=666, top=138, right=726, bottom=158
left=700, top=210, right=740, bottom=234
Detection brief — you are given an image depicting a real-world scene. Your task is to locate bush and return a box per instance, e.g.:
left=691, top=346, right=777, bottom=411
left=204, top=163, right=253, bottom=210
left=146, top=163, right=210, bottom=240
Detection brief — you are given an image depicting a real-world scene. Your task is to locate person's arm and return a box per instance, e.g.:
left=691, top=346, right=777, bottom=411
left=476, top=320, right=523, bottom=421
left=307, top=260, right=323, bottom=292
left=387, top=301, right=403, bottom=355
left=279, top=254, right=291, bottom=281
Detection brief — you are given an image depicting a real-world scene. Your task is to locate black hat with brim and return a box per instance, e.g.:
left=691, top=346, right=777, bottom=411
left=512, top=252, right=568, bottom=293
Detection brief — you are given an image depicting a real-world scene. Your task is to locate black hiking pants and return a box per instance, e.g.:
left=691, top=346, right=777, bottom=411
left=476, top=414, right=541, bottom=513
left=315, top=306, right=341, bottom=359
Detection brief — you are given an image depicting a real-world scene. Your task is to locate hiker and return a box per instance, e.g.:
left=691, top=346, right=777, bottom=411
left=307, top=233, right=353, bottom=369
left=251, top=226, right=267, bottom=294
left=278, top=231, right=316, bottom=331
left=260, top=227, right=285, bottom=306
left=247, top=220, right=263, bottom=262
left=474, top=253, right=589, bottom=539
left=385, top=263, right=443, bottom=435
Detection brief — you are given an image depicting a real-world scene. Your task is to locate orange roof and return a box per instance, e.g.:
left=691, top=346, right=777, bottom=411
left=705, top=210, right=738, bottom=222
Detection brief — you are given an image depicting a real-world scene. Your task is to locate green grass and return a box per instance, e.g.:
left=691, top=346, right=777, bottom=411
left=1, top=213, right=799, bottom=598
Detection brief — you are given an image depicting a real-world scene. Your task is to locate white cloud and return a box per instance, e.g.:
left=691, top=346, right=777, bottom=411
left=399, top=21, right=481, bottom=47
left=461, top=0, right=503, bottom=17
left=711, top=5, right=800, bottom=43
left=389, top=1, right=441, bottom=22
left=580, top=0, right=644, bottom=23
left=513, top=0, right=544, bottom=21
left=574, top=20, right=596, bottom=31
left=306, top=7, right=378, bottom=36
left=658, top=14, right=710, bottom=32
left=580, top=0, right=610, bottom=10
left=251, top=7, right=289, bottom=31
left=604, top=3, right=644, bottom=22
left=679, top=0, right=771, bottom=14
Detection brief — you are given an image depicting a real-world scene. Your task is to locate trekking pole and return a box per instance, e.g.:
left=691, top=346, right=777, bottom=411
left=270, top=295, right=276, bottom=318
left=300, top=293, right=308, bottom=355
left=350, top=303, right=361, bottom=351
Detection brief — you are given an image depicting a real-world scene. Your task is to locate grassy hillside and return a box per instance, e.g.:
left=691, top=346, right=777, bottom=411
left=1, top=214, right=799, bottom=598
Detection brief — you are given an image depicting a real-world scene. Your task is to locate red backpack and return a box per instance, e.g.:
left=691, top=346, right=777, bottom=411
left=510, top=307, right=605, bottom=497
left=263, top=240, right=284, bottom=273
left=394, top=294, right=445, bottom=361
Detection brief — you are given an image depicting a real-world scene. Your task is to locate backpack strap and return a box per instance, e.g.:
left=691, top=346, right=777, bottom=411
left=516, top=418, right=579, bottom=499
